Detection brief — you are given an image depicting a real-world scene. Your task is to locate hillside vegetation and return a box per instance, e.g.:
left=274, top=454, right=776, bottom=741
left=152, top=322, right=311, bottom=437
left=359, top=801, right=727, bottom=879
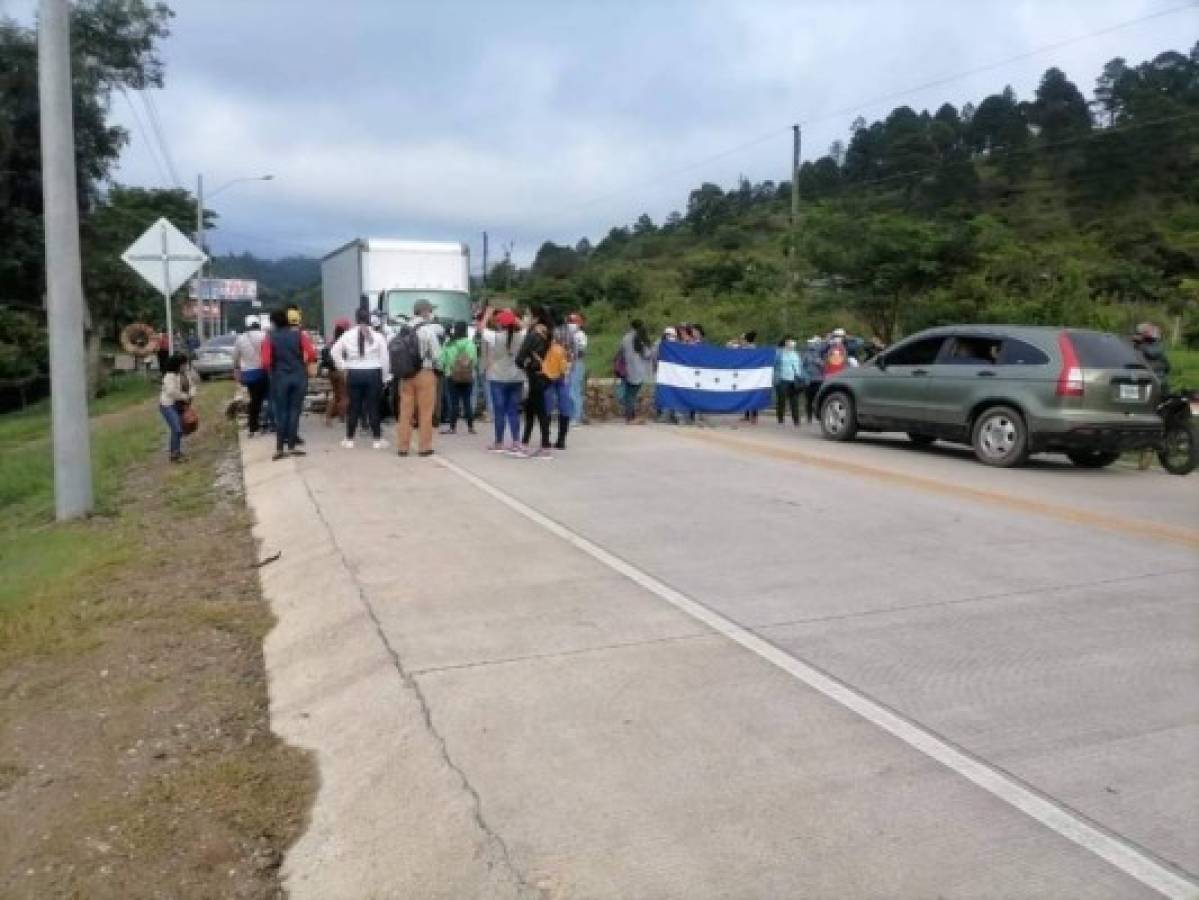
left=503, top=45, right=1199, bottom=356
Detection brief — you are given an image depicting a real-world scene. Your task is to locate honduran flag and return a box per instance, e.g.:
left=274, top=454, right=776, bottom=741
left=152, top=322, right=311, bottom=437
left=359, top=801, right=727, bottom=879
left=654, top=341, right=774, bottom=414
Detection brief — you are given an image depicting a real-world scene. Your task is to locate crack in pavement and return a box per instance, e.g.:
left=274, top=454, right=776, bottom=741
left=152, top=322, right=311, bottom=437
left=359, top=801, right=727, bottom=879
left=296, top=470, right=533, bottom=898
left=409, top=629, right=714, bottom=677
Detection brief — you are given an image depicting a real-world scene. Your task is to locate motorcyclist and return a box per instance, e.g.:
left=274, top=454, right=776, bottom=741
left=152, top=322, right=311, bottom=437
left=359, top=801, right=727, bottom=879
left=1132, top=322, right=1171, bottom=393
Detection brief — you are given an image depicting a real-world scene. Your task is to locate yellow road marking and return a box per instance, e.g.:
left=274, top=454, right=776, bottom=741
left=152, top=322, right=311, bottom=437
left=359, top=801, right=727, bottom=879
left=679, top=429, right=1199, bottom=550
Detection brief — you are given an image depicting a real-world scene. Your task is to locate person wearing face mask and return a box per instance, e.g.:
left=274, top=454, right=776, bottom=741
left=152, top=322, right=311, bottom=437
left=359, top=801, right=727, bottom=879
left=773, top=335, right=804, bottom=426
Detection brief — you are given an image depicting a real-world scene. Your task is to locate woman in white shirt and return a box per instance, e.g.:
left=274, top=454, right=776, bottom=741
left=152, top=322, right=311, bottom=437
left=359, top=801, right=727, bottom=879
left=480, top=307, right=526, bottom=454
left=158, top=353, right=195, bottom=462
left=331, top=308, right=391, bottom=449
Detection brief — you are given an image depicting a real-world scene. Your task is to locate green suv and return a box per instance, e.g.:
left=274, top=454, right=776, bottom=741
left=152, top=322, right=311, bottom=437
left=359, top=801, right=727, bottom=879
left=816, top=325, right=1163, bottom=468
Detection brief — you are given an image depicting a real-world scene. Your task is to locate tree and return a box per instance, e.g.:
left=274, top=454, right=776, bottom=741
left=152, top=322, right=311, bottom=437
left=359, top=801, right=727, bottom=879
left=685, top=182, right=728, bottom=234
left=1027, top=67, right=1091, bottom=145
left=530, top=241, right=580, bottom=279
left=967, top=86, right=1030, bottom=179
left=83, top=185, right=211, bottom=341
left=605, top=269, right=643, bottom=311
left=0, top=2, right=174, bottom=312
left=804, top=205, right=974, bottom=341
left=633, top=213, right=656, bottom=236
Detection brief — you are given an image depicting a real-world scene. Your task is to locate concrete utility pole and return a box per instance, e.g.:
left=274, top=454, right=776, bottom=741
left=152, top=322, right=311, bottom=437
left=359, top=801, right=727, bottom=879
left=481, top=231, right=489, bottom=303
left=791, top=125, right=801, bottom=226
left=786, top=124, right=802, bottom=332
left=195, top=173, right=206, bottom=340
left=38, top=0, right=94, bottom=520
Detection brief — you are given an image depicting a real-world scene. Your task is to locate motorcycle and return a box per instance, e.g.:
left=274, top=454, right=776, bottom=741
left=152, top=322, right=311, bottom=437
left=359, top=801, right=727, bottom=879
left=1155, top=390, right=1198, bottom=476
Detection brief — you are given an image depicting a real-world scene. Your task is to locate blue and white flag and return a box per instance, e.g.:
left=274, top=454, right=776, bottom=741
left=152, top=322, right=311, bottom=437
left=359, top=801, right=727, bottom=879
left=654, top=342, right=774, bottom=414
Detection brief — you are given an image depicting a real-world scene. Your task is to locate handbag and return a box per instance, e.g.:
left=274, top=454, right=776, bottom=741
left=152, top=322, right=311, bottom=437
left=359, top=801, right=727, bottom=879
left=180, top=403, right=199, bottom=435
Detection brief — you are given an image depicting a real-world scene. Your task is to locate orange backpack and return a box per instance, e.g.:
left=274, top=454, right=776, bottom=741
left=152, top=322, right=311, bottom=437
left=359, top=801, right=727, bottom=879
left=541, top=342, right=569, bottom=380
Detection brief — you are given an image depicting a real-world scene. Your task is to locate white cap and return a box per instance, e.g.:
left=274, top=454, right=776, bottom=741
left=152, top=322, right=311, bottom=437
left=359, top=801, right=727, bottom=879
left=832, top=327, right=847, bottom=337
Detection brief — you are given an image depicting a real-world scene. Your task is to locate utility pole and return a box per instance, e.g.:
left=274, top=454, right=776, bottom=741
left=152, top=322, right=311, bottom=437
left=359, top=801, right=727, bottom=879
left=38, top=0, right=94, bottom=519
left=787, top=124, right=802, bottom=332
left=481, top=231, right=489, bottom=304
left=195, top=173, right=205, bottom=340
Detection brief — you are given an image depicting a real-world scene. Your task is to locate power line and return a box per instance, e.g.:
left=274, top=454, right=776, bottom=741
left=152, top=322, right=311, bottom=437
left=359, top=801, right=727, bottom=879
left=117, top=85, right=171, bottom=187
left=139, top=89, right=182, bottom=188
left=531, top=0, right=1197, bottom=230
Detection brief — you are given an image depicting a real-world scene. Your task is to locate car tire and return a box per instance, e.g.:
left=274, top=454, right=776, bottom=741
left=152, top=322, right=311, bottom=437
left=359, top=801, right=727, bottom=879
left=1065, top=450, right=1121, bottom=469
left=971, top=405, right=1029, bottom=467
left=908, top=433, right=936, bottom=447
left=820, top=391, right=858, bottom=442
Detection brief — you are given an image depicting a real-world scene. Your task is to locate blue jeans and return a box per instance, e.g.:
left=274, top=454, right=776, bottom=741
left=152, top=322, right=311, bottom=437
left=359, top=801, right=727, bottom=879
left=620, top=380, right=643, bottom=421
left=568, top=361, right=586, bottom=422
left=490, top=380, right=522, bottom=444
left=545, top=377, right=572, bottom=418
left=272, top=373, right=306, bottom=451
left=159, top=404, right=182, bottom=456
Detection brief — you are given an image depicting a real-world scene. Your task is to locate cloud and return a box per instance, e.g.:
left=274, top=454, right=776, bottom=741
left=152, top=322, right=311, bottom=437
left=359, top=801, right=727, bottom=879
left=6, top=0, right=1186, bottom=264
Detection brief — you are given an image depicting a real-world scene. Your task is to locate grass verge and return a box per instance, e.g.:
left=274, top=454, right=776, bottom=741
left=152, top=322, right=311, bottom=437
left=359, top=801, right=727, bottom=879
left=0, top=377, right=315, bottom=899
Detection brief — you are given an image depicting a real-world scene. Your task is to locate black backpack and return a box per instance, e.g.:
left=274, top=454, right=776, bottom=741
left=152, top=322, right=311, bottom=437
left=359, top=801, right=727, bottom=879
left=389, top=323, right=424, bottom=379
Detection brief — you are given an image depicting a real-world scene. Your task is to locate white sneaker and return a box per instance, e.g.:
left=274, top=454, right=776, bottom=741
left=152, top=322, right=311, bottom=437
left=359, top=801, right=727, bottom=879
left=372, top=439, right=388, bottom=450
left=341, top=439, right=355, bottom=449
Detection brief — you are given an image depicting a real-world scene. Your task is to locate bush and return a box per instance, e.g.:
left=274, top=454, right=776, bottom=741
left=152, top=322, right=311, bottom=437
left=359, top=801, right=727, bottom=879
left=0, top=309, right=47, bottom=380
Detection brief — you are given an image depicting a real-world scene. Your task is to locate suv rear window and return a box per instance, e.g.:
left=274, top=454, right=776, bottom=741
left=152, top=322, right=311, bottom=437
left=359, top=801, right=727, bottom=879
left=998, top=339, right=1049, bottom=366
left=1066, top=330, right=1145, bottom=370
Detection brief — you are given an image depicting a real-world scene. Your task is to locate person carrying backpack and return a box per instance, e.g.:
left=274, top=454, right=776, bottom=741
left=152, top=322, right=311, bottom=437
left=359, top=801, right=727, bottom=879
left=542, top=323, right=573, bottom=449
left=391, top=298, right=444, bottom=457
left=438, top=320, right=478, bottom=435
left=515, top=305, right=555, bottom=458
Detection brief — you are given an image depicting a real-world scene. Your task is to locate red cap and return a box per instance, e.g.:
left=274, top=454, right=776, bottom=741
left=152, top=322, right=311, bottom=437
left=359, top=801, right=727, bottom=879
left=495, top=309, right=519, bottom=328
left=334, top=317, right=351, bottom=330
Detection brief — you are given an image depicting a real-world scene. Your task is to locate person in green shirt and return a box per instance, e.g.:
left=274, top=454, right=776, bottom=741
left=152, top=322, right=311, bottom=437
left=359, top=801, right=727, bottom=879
left=439, top=321, right=479, bottom=434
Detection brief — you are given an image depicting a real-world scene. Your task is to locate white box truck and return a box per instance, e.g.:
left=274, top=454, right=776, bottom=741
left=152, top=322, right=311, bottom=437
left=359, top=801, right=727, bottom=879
left=320, top=238, right=472, bottom=337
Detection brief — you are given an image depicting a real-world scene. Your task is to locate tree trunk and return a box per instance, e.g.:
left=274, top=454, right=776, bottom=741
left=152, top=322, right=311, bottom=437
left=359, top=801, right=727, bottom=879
left=81, top=302, right=103, bottom=398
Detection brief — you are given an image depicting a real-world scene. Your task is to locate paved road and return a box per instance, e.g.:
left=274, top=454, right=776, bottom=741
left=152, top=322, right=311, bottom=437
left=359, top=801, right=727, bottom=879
left=244, top=418, right=1199, bottom=899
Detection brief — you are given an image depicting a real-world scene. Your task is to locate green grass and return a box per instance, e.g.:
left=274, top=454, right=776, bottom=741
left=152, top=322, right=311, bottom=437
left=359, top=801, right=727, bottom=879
left=0, top=374, right=189, bottom=651
left=0, top=374, right=160, bottom=522
left=1169, top=348, right=1199, bottom=390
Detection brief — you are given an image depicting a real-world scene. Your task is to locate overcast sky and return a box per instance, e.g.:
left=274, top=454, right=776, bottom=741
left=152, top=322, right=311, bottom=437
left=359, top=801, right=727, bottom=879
left=3, top=0, right=1195, bottom=267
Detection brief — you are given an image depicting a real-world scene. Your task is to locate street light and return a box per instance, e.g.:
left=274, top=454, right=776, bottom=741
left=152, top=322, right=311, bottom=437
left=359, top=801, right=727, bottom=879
left=194, top=173, right=274, bottom=338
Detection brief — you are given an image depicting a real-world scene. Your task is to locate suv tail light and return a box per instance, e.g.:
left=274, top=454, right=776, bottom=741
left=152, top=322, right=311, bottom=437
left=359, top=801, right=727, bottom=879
left=1056, top=332, right=1084, bottom=397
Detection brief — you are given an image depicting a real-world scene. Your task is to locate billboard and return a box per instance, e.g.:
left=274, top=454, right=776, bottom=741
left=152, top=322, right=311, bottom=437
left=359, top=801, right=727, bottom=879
left=189, top=278, right=258, bottom=301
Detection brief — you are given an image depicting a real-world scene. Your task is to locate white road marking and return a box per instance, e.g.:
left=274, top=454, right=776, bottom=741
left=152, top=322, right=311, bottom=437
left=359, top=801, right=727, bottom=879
left=439, top=456, right=1199, bottom=900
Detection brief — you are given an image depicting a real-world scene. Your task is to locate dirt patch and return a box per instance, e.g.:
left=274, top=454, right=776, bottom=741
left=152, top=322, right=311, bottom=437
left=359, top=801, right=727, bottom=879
left=0, top=391, right=316, bottom=899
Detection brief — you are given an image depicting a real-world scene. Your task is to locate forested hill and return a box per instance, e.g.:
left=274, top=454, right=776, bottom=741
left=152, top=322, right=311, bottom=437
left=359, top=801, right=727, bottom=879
left=209, top=253, right=319, bottom=295
left=507, top=44, right=1199, bottom=350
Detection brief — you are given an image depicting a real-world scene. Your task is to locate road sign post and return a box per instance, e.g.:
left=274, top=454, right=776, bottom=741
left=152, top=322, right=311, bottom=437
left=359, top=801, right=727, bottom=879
left=121, top=218, right=207, bottom=354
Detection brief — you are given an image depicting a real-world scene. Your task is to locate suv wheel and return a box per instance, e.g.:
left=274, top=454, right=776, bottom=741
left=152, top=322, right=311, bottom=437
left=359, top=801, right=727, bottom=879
left=1066, top=449, right=1121, bottom=469
left=971, top=405, right=1028, bottom=467
left=820, top=391, right=858, bottom=442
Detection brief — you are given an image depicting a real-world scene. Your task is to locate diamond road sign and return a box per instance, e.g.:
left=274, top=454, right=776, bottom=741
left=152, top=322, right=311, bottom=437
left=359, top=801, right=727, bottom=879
left=120, top=217, right=207, bottom=296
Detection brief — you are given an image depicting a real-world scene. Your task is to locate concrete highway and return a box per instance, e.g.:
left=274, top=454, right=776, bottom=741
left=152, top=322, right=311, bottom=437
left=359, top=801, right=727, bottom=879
left=245, top=419, right=1199, bottom=899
